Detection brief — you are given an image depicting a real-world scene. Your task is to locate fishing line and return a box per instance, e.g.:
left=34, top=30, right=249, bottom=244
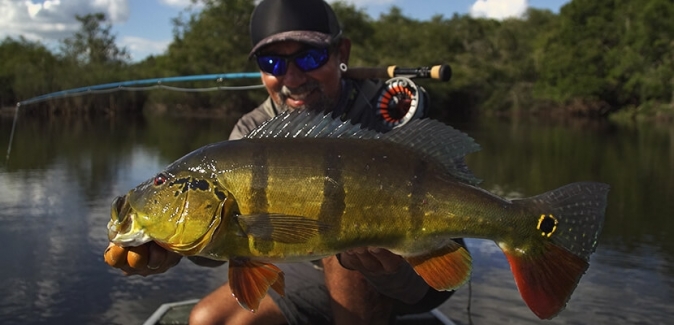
left=467, top=277, right=474, bottom=325
left=3, top=73, right=264, bottom=163
left=5, top=64, right=451, bottom=162
left=5, top=104, right=21, bottom=163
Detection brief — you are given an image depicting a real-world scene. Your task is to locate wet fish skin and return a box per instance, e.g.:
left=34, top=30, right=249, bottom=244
left=107, top=110, right=609, bottom=319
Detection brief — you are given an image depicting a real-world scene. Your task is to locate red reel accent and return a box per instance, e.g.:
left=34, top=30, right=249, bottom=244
left=376, top=77, right=423, bottom=128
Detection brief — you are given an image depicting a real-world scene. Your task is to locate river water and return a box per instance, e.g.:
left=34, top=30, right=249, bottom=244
left=0, top=112, right=672, bottom=325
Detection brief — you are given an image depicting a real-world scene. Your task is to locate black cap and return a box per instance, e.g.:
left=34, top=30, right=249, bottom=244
left=249, top=0, right=342, bottom=56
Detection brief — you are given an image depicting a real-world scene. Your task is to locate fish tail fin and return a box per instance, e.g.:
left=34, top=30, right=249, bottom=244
left=502, top=182, right=609, bottom=319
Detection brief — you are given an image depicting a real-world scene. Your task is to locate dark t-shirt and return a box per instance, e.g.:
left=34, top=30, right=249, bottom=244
left=225, top=77, right=455, bottom=310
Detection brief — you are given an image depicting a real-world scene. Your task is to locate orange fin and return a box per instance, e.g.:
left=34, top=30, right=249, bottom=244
left=405, top=240, right=472, bottom=291
left=502, top=241, right=588, bottom=319
left=228, top=259, right=285, bottom=312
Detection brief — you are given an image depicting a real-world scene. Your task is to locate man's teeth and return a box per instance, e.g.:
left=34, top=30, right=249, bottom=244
left=289, top=93, right=308, bottom=100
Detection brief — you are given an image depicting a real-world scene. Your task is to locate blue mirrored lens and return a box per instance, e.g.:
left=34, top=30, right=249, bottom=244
left=257, top=56, right=287, bottom=76
left=256, top=48, right=330, bottom=76
left=294, top=48, right=329, bottom=71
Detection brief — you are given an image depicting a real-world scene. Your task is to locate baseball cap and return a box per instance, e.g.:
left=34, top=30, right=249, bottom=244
left=249, top=0, right=342, bottom=57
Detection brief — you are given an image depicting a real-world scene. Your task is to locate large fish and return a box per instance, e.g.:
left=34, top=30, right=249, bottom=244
left=107, top=109, right=609, bottom=319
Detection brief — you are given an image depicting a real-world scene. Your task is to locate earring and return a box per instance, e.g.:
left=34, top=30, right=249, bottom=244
left=339, top=63, right=348, bottom=72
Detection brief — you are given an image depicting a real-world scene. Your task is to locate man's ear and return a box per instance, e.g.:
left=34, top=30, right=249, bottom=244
left=338, top=38, right=351, bottom=65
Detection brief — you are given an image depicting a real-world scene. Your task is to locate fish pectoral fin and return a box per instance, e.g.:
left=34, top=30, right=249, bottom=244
left=236, top=213, right=329, bottom=243
left=405, top=240, right=472, bottom=291
left=228, top=259, right=285, bottom=312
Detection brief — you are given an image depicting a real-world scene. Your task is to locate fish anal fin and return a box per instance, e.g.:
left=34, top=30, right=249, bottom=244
left=236, top=214, right=329, bottom=243
left=503, top=241, right=588, bottom=319
left=270, top=272, right=285, bottom=297
left=405, top=241, right=472, bottom=291
left=228, top=259, right=285, bottom=312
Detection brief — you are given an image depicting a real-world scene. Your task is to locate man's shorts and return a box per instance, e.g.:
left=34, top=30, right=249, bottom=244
left=267, top=261, right=454, bottom=325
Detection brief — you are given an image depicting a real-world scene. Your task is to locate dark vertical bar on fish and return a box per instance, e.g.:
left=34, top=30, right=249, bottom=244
left=250, top=146, right=270, bottom=213
left=408, top=159, right=429, bottom=234
left=319, top=142, right=345, bottom=234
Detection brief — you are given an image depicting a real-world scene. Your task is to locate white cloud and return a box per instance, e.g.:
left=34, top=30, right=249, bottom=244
left=0, top=0, right=130, bottom=42
left=119, top=35, right=170, bottom=61
left=159, top=0, right=192, bottom=7
left=469, top=0, right=528, bottom=20
left=328, top=0, right=396, bottom=6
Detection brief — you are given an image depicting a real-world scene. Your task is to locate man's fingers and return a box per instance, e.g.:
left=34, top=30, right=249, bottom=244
left=146, top=242, right=166, bottom=270
left=104, top=243, right=128, bottom=268
left=103, top=242, right=182, bottom=276
left=127, top=245, right=150, bottom=269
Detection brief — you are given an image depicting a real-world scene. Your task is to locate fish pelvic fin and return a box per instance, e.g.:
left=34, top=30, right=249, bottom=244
left=503, top=181, right=609, bottom=319
left=228, top=259, right=285, bottom=313
left=405, top=240, right=472, bottom=291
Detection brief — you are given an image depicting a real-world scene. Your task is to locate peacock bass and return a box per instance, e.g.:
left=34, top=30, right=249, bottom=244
left=107, top=109, right=609, bottom=319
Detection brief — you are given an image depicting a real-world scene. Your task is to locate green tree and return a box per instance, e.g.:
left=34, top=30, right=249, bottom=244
left=0, top=37, right=59, bottom=107
left=59, top=12, right=129, bottom=65
left=142, top=0, right=260, bottom=113
left=534, top=0, right=674, bottom=115
left=331, top=2, right=376, bottom=67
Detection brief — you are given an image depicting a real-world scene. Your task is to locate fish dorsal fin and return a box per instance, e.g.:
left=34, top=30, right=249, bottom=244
left=246, top=109, right=380, bottom=140
left=247, top=109, right=481, bottom=185
left=382, top=118, right=481, bottom=185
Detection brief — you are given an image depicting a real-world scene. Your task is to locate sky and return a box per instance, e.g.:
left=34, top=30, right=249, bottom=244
left=0, top=0, right=570, bottom=62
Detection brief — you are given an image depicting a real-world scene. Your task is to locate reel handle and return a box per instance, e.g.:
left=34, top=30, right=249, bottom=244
left=344, top=64, right=452, bottom=82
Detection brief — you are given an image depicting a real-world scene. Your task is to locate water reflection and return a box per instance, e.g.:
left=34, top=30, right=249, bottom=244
left=0, top=113, right=672, bottom=324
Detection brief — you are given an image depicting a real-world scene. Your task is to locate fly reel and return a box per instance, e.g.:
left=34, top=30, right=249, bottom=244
left=375, top=77, right=426, bottom=128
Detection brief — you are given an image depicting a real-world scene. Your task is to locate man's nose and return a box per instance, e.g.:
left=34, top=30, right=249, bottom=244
left=282, top=62, right=307, bottom=88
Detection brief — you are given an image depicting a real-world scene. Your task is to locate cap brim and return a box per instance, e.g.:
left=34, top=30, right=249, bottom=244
left=249, top=30, right=333, bottom=57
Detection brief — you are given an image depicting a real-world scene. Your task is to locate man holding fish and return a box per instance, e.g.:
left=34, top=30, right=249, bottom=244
left=105, top=0, right=609, bottom=324
left=105, top=0, right=456, bottom=324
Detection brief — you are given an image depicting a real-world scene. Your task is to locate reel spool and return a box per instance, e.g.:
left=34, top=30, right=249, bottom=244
left=376, top=77, right=426, bottom=128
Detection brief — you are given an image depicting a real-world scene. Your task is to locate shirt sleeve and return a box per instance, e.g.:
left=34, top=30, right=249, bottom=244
left=228, top=98, right=276, bottom=140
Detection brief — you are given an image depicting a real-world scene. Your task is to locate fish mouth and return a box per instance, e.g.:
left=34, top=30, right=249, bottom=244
left=107, top=195, right=152, bottom=247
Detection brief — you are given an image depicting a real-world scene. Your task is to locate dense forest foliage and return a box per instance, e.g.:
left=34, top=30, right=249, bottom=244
left=0, top=0, right=672, bottom=120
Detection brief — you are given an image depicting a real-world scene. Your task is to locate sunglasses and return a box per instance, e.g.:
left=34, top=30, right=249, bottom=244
left=255, top=47, right=330, bottom=76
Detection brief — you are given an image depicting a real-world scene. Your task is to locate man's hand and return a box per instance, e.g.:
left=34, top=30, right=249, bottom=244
left=338, top=247, right=405, bottom=276
left=104, top=242, right=182, bottom=276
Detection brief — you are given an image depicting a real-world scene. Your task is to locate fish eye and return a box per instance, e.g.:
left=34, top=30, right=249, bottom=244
left=153, top=174, right=167, bottom=186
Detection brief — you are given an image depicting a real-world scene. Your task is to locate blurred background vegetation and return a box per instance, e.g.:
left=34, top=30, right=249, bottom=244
left=0, top=0, right=672, bottom=122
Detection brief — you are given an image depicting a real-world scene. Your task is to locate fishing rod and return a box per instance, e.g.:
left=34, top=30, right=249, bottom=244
left=12, top=64, right=451, bottom=108
left=5, top=72, right=264, bottom=163
left=345, top=64, right=452, bottom=129
left=5, top=64, right=452, bottom=162
left=345, top=64, right=452, bottom=82
left=16, top=72, right=264, bottom=106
